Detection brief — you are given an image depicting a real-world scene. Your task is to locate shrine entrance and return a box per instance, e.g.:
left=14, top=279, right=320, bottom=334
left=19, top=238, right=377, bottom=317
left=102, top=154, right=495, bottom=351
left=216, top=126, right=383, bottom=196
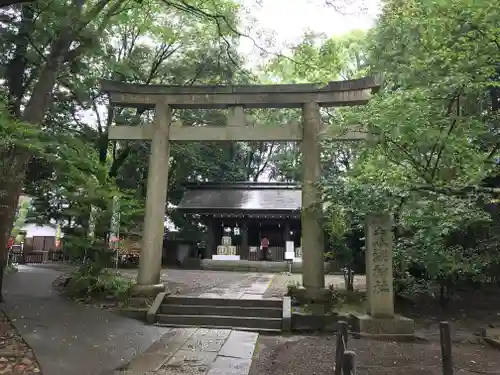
left=100, top=77, right=379, bottom=298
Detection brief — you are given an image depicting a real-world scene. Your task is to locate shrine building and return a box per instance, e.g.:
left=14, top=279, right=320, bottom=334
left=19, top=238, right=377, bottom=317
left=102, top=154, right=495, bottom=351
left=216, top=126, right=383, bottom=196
left=176, top=182, right=306, bottom=261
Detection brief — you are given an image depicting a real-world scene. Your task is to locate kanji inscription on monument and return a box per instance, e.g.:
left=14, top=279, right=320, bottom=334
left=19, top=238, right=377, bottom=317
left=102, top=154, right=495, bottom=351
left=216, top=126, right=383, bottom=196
left=365, top=213, right=394, bottom=317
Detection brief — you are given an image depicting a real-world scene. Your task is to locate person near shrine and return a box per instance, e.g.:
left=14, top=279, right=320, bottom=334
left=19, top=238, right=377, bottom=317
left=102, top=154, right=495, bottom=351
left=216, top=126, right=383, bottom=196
left=260, top=236, right=269, bottom=261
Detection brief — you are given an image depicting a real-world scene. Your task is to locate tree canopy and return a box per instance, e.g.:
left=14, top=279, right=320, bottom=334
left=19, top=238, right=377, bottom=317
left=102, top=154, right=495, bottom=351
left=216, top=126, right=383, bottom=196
left=1, top=0, right=499, bottom=302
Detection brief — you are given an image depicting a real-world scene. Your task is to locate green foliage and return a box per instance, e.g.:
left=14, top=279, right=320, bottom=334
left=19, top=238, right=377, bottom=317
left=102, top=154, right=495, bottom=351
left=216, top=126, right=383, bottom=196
left=340, top=0, right=499, bottom=299
left=66, top=266, right=133, bottom=303
left=392, top=271, right=432, bottom=301
left=266, top=29, right=370, bottom=83
left=261, top=0, right=500, bottom=303
left=11, top=198, right=30, bottom=240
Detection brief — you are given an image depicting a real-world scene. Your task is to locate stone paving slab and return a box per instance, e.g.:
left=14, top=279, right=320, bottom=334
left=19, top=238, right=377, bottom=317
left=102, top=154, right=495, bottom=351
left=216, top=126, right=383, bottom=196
left=122, top=328, right=259, bottom=375
left=127, top=352, right=170, bottom=373
left=192, top=274, right=274, bottom=300
left=165, top=349, right=218, bottom=369
left=218, top=331, right=259, bottom=359
left=206, top=357, right=253, bottom=375
left=118, top=269, right=275, bottom=298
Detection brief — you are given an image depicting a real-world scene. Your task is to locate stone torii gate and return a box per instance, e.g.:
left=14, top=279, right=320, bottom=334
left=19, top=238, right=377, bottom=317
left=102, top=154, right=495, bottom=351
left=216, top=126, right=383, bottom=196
left=100, top=77, right=379, bottom=299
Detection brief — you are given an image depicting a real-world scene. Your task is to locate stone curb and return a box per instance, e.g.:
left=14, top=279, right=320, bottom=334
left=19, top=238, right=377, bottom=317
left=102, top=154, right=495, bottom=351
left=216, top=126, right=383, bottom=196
left=290, top=313, right=353, bottom=333
left=118, top=308, right=148, bottom=321
left=282, top=296, right=292, bottom=332
left=146, top=292, right=168, bottom=324
left=484, top=337, right=500, bottom=350
left=130, top=283, right=166, bottom=297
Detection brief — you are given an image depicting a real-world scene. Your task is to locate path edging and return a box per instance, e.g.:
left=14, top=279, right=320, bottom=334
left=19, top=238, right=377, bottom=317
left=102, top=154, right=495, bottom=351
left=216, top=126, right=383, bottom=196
left=282, top=296, right=292, bottom=332
left=147, top=291, right=168, bottom=324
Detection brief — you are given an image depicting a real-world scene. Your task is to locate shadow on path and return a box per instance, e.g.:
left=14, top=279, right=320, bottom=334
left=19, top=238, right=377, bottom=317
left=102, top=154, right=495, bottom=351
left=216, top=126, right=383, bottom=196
left=1, top=265, right=169, bottom=375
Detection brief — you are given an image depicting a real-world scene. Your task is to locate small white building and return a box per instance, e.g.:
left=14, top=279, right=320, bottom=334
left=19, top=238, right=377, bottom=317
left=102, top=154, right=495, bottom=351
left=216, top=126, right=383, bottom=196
left=21, top=223, right=60, bottom=238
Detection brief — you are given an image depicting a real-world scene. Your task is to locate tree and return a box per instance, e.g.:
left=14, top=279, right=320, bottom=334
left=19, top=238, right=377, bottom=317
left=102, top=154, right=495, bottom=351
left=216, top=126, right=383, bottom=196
left=324, top=0, right=500, bottom=300
left=0, top=0, right=142, bottom=299
left=0, top=0, right=246, bottom=300
left=258, top=1, right=500, bottom=300
left=11, top=197, right=30, bottom=241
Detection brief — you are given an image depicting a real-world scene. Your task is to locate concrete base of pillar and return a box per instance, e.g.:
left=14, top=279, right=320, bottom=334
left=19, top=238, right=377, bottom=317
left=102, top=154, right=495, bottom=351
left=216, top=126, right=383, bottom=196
left=353, top=314, right=415, bottom=335
left=130, top=283, right=166, bottom=297
left=290, top=286, right=332, bottom=305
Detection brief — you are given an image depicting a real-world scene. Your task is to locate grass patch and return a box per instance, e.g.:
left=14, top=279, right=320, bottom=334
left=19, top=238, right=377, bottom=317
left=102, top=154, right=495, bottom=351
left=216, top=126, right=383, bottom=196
left=331, top=289, right=366, bottom=313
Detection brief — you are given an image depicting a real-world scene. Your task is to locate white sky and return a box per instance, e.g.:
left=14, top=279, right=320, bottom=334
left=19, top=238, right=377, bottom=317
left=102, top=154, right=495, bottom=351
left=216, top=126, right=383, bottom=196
left=238, top=0, right=380, bottom=64
left=86, top=1, right=381, bottom=129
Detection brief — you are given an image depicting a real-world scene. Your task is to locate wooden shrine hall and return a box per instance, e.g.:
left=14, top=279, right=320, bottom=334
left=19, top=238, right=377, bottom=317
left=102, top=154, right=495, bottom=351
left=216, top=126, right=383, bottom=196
left=177, top=182, right=305, bottom=261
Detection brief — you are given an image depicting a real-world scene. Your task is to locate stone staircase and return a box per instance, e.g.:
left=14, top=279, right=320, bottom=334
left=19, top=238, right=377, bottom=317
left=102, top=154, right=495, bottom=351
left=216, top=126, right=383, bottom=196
left=151, top=295, right=284, bottom=332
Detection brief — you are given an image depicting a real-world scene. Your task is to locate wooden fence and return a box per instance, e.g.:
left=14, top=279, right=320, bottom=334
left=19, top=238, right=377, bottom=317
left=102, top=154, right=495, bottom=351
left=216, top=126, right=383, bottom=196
left=23, top=236, right=58, bottom=252
left=247, top=246, right=286, bottom=261
left=333, top=320, right=454, bottom=375
left=8, top=249, right=66, bottom=265
left=9, top=250, right=44, bottom=264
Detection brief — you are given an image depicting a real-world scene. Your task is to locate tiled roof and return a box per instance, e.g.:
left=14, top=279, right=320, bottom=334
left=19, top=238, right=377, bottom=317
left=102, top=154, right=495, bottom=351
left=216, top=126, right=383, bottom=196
left=177, top=182, right=301, bottom=212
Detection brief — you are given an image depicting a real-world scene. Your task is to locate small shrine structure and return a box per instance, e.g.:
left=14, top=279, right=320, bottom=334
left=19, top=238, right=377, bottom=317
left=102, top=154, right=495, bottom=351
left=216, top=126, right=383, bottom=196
left=177, top=182, right=304, bottom=261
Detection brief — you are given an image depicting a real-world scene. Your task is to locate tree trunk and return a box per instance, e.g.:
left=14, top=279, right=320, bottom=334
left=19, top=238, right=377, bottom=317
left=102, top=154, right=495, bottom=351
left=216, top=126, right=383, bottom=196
left=0, top=178, right=23, bottom=302
left=0, top=28, right=75, bottom=301
left=0, top=0, right=128, bottom=300
left=343, top=266, right=354, bottom=291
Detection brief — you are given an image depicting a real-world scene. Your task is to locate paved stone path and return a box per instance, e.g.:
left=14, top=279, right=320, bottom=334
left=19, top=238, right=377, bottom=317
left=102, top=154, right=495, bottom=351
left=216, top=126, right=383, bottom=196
left=2, top=265, right=171, bottom=375
left=115, top=328, right=258, bottom=375
left=114, top=272, right=274, bottom=374
left=2, top=265, right=274, bottom=375
left=118, top=268, right=275, bottom=297
left=193, top=273, right=275, bottom=299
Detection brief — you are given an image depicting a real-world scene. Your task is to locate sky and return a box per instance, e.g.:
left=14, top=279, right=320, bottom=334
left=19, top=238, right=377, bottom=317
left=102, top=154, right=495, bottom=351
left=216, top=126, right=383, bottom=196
left=238, top=0, right=381, bottom=64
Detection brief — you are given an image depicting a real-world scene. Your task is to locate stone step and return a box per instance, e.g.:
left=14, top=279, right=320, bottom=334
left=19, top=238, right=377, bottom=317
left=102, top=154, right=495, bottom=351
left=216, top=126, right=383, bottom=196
left=156, top=314, right=282, bottom=331
left=163, top=296, right=282, bottom=308
left=159, top=304, right=282, bottom=318
left=154, top=322, right=281, bottom=333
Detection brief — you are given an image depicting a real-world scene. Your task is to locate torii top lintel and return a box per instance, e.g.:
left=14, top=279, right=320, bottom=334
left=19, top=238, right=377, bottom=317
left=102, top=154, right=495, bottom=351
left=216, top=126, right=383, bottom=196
left=100, top=76, right=380, bottom=110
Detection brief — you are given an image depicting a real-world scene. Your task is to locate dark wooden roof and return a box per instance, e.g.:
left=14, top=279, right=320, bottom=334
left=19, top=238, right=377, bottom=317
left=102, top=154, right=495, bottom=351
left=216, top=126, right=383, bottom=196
left=177, top=182, right=301, bottom=213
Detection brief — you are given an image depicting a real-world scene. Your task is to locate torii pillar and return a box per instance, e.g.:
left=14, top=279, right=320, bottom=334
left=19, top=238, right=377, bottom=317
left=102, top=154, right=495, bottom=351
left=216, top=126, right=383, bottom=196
left=301, top=102, right=326, bottom=296
left=133, top=102, right=171, bottom=295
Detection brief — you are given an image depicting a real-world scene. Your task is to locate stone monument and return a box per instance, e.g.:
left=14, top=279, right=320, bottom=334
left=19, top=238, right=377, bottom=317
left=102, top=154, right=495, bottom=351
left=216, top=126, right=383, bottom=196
left=354, top=213, right=415, bottom=335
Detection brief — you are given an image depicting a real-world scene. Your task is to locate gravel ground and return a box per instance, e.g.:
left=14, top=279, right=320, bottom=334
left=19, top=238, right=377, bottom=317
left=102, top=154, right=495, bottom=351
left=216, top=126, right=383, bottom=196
left=119, top=268, right=265, bottom=295
left=35, top=264, right=271, bottom=296
left=250, top=334, right=500, bottom=375
left=0, top=310, right=41, bottom=374
left=263, top=273, right=366, bottom=298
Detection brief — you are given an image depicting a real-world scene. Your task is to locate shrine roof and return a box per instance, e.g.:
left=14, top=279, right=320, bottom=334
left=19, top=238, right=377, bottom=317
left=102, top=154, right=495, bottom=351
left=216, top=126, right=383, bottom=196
left=177, top=182, right=301, bottom=213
